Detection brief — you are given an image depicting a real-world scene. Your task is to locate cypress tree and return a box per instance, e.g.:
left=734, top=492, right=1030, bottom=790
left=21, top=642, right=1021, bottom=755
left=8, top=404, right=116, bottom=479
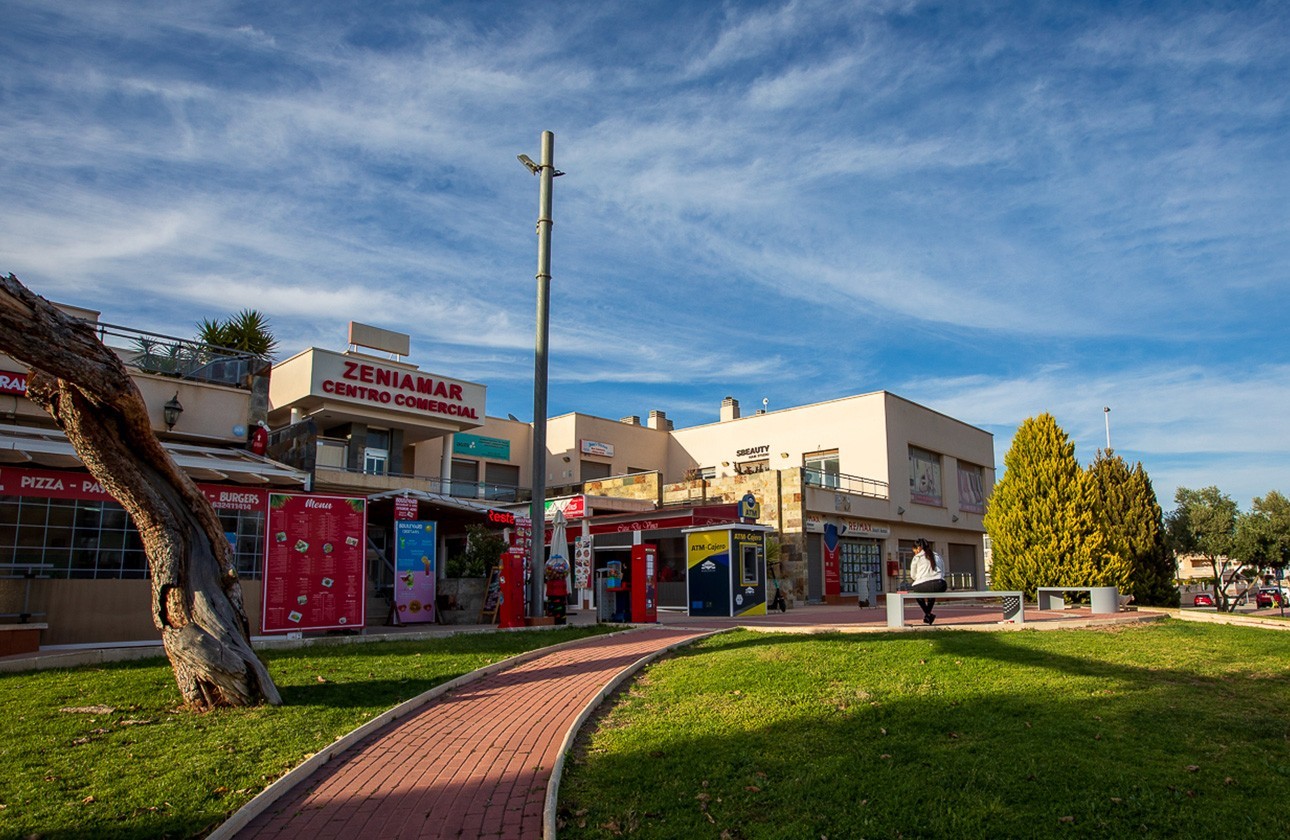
left=984, top=413, right=1099, bottom=595
left=1084, top=451, right=1176, bottom=605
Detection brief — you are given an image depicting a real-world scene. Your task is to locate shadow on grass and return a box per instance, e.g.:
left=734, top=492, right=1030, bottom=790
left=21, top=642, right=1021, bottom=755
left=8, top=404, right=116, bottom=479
left=558, top=624, right=1290, bottom=839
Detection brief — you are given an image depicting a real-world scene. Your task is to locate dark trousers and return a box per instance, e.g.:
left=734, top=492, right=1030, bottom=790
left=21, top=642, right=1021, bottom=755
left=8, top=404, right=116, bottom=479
left=910, top=578, right=948, bottom=616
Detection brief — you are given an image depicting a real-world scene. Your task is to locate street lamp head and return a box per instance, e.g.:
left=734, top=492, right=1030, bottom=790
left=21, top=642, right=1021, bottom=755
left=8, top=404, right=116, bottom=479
left=1104, top=406, right=1110, bottom=413
left=163, top=392, right=184, bottom=431
left=517, top=154, right=540, bottom=175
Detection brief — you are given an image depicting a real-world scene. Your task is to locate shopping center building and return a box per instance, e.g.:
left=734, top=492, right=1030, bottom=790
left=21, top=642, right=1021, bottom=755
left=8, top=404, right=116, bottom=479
left=0, top=313, right=994, bottom=648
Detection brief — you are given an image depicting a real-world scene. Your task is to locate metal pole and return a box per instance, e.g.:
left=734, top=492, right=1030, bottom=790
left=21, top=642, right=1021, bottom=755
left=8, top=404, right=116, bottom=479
left=528, top=131, right=555, bottom=618
left=1103, top=406, right=1111, bottom=452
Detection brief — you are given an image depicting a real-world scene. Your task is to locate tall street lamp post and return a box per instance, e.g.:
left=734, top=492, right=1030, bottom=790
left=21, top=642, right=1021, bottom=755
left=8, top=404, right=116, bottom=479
left=519, top=131, right=561, bottom=618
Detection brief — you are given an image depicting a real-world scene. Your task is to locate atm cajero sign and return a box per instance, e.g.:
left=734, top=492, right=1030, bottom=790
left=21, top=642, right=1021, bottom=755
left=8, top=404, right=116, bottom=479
left=315, top=355, right=485, bottom=423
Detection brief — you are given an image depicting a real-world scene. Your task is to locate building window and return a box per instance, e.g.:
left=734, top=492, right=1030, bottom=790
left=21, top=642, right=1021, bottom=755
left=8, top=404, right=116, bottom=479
left=805, top=450, right=840, bottom=488
left=581, top=460, right=613, bottom=480
left=909, top=446, right=943, bottom=507
left=364, top=428, right=391, bottom=475
left=451, top=459, right=479, bottom=497
left=957, top=462, right=986, bottom=514
left=483, top=462, right=521, bottom=501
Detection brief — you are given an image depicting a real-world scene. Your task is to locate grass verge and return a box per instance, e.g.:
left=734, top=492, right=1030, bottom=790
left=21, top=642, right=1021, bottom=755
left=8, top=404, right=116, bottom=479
left=0, top=625, right=617, bottom=839
left=558, top=621, right=1290, bottom=839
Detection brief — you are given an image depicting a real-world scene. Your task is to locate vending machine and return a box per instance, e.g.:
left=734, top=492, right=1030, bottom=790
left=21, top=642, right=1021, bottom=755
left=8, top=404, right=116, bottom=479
left=630, top=544, right=658, bottom=623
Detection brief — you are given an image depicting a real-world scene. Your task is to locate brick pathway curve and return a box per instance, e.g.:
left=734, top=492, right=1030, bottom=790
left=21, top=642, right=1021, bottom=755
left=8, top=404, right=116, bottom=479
left=232, top=627, right=710, bottom=840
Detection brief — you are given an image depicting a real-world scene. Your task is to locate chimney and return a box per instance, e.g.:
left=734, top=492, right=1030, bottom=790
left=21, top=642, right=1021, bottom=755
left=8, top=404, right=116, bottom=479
left=619, top=415, right=641, bottom=426
left=720, top=396, right=740, bottom=422
left=647, top=410, right=672, bottom=431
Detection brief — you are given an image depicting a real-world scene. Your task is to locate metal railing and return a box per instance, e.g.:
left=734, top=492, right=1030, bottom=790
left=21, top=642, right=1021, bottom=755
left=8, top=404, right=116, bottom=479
left=91, top=321, right=266, bottom=390
left=803, top=468, right=889, bottom=499
left=311, top=457, right=529, bottom=503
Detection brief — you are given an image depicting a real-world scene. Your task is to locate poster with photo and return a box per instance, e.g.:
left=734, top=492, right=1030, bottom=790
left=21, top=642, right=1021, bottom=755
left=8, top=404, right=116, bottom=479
left=260, top=492, right=367, bottom=633
left=394, top=520, right=437, bottom=624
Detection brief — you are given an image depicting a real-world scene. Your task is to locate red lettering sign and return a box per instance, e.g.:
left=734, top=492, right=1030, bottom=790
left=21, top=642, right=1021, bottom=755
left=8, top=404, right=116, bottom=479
left=0, top=370, right=28, bottom=395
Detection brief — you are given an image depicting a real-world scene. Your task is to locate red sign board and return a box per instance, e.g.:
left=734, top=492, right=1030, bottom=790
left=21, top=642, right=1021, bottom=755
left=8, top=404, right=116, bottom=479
left=0, top=370, right=27, bottom=395
left=0, top=465, right=268, bottom=512
left=393, top=496, right=419, bottom=520
left=260, top=492, right=367, bottom=633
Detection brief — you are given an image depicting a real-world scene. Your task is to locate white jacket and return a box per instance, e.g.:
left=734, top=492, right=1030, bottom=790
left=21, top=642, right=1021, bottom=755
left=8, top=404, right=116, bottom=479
left=910, top=551, right=945, bottom=586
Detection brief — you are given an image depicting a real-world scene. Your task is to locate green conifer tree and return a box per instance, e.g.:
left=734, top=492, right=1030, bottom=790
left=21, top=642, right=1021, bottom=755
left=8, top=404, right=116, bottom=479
left=983, top=413, right=1100, bottom=595
left=1084, top=451, right=1177, bottom=605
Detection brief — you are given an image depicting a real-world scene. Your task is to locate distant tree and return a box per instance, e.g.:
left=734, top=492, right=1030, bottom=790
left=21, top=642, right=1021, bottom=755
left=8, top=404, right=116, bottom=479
left=196, top=309, right=279, bottom=360
left=1084, top=451, right=1178, bottom=606
left=983, top=414, right=1103, bottom=595
left=1165, top=486, right=1243, bottom=612
left=1233, top=490, right=1290, bottom=583
left=447, top=524, right=507, bottom=578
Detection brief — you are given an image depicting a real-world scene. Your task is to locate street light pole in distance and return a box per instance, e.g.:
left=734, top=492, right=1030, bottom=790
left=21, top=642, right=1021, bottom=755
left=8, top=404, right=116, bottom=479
left=519, top=131, right=562, bottom=619
left=1103, top=406, right=1111, bottom=452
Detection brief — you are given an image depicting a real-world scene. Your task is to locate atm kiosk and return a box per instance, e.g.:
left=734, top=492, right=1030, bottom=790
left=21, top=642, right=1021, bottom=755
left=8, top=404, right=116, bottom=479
left=683, top=524, right=772, bottom=617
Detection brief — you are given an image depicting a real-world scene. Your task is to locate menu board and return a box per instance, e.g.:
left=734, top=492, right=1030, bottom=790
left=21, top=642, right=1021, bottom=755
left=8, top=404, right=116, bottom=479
left=260, top=492, right=367, bottom=633
left=394, top=520, right=437, bottom=624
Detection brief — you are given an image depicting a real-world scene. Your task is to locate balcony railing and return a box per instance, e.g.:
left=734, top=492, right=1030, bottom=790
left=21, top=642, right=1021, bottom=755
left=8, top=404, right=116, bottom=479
left=803, top=468, right=889, bottom=499
left=91, top=321, right=265, bottom=390
left=311, top=453, right=529, bottom=503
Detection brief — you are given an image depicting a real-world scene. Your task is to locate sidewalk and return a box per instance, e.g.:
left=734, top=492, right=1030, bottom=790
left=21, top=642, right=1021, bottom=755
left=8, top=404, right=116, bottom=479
left=218, top=625, right=713, bottom=840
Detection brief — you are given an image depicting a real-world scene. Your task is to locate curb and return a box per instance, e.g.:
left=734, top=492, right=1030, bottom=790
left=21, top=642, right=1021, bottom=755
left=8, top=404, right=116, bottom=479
left=208, top=627, right=631, bottom=840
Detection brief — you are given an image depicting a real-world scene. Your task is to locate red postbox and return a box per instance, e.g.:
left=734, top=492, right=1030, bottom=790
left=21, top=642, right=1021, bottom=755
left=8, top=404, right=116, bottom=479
left=886, top=559, right=900, bottom=578
left=630, top=544, right=658, bottom=623
left=497, top=547, right=527, bottom=629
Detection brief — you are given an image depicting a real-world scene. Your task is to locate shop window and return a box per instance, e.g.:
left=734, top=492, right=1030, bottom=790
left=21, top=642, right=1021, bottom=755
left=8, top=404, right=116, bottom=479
left=736, top=459, right=768, bottom=475
left=909, top=446, right=943, bottom=507
left=805, top=450, right=840, bottom=488
left=840, top=540, right=883, bottom=594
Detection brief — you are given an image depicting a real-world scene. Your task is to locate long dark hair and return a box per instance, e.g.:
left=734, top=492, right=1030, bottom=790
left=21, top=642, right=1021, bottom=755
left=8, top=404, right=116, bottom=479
left=915, top=539, right=938, bottom=571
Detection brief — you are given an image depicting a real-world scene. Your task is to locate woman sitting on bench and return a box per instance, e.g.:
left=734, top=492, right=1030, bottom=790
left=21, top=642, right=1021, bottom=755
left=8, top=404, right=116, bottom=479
left=909, top=539, right=948, bottom=625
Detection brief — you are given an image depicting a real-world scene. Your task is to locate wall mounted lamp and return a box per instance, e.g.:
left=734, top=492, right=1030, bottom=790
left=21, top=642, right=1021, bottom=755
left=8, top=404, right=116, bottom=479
left=562, top=455, right=572, bottom=463
left=779, top=452, right=789, bottom=459
left=951, top=514, right=960, bottom=523
left=896, top=506, right=906, bottom=516
left=162, top=392, right=184, bottom=431
left=721, top=461, right=730, bottom=467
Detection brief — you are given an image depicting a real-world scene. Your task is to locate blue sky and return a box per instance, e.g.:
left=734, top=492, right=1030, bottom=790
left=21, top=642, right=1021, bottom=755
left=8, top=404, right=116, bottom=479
left=2, top=0, right=1287, bottom=510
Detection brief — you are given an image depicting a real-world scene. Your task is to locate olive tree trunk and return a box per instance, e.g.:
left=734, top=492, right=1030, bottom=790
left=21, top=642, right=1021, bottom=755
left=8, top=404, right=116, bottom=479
left=0, top=274, right=281, bottom=708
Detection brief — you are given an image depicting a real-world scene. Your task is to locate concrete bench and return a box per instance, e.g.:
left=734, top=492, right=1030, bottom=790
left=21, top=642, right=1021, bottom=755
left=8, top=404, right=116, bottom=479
left=1035, top=586, right=1119, bottom=614
left=886, top=591, right=1024, bottom=628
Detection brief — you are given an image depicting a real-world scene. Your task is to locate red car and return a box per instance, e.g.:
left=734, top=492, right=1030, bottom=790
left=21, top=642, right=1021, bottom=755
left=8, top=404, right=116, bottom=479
left=1192, top=593, right=1214, bottom=607
left=1256, top=587, right=1287, bottom=608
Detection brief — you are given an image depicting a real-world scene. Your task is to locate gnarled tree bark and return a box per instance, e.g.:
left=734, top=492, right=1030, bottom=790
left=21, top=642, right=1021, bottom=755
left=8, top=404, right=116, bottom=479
left=0, top=274, right=281, bottom=708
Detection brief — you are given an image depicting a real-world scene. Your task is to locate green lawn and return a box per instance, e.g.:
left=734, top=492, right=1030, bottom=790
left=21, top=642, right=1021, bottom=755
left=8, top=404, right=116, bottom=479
left=0, top=626, right=617, bottom=839
left=558, top=622, right=1290, bottom=839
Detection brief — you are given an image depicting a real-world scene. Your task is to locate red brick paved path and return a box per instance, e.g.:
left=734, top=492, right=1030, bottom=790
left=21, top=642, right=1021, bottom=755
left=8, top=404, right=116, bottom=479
left=233, top=627, right=709, bottom=840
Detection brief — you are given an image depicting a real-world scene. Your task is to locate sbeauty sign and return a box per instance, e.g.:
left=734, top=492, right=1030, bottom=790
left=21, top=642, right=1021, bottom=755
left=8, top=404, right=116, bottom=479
left=310, top=350, right=486, bottom=427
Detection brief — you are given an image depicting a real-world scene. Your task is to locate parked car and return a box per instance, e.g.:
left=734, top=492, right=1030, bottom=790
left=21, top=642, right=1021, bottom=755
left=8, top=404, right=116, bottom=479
left=1255, top=587, right=1288, bottom=608
left=1192, top=593, right=1214, bottom=607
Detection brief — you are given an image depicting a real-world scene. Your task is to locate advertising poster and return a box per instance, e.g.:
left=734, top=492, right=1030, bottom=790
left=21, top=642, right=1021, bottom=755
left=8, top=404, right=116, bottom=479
left=822, top=524, right=842, bottom=598
left=573, top=535, right=592, bottom=590
left=261, top=493, right=367, bottom=633
left=686, top=530, right=731, bottom=617
left=394, top=520, right=437, bottom=624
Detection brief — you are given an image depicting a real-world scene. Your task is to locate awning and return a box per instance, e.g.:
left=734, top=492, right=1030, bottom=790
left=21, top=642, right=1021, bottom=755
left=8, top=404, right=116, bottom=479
left=0, top=423, right=308, bottom=487
left=366, top=488, right=505, bottom=515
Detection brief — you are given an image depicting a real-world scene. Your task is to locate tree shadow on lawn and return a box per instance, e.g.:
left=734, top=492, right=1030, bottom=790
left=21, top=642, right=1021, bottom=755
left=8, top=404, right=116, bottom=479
left=561, top=625, right=1290, bottom=839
